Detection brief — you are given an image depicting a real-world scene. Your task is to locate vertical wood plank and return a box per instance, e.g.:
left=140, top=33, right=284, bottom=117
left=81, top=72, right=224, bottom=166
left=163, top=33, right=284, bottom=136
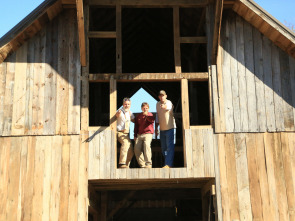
left=59, top=136, right=70, bottom=220
left=49, top=136, right=62, bottom=221
left=279, top=50, right=294, bottom=131
left=70, top=10, right=81, bottom=134
left=221, top=18, right=234, bottom=132
left=0, top=138, right=11, bottom=220
left=264, top=133, right=280, bottom=220
left=228, top=14, right=241, bottom=132
left=262, top=36, right=276, bottom=132
left=99, top=132, right=106, bottom=179
left=255, top=133, right=273, bottom=221
left=44, top=21, right=57, bottom=135
left=78, top=131, right=89, bottom=221
left=24, top=39, right=35, bottom=135
left=68, top=136, right=80, bottom=221
left=181, top=79, right=189, bottom=161
left=6, top=138, right=22, bottom=221
left=271, top=44, right=284, bottom=131
left=81, top=67, right=89, bottom=131
left=235, top=15, right=248, bottom=132
left=116, top=4, right=122, bottom=73
left=184, top=129, right=193, bottom=177
left=22, top=136, right=36, bottom=221
left=244, top=21, right=258, bottom=132
left=2, top=53, right=16, bottom=136
left=224, top=134, right=240, bottom=221
left=195, top=129, right=205, bottom=177
left=56, top=12, right=69, bottom=135
left=41, top=136, right=52, bottom=221
left=173, top=6, right=181, bottom=73
left=212, top=134, right=223, bottom=221
left=31, top=136, right=46, bottom=221
left=281, top=132, right=295, bottom=221
left=11, top=43, right=28, bottom=135
left=0, top=61, right=7, bottom=135
left=246, top=133, right=263, bottom=220
left=289, top=57, right=295, bottom=127
left=17, top=137, right=28, bottom=221
left=253, top=29, right=267, bottom=132
left=273, top=133, right=289, bottom=220
left=88, top=131, right=99, bottom=179
left=234, top=133, right=252, bottom=221
left=217, top=134, right=231, bottom=221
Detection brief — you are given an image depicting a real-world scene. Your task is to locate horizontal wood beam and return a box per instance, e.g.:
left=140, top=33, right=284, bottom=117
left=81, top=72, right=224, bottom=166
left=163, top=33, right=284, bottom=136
left=180, top=36, right=207, bottom=44
left=88, top=31, right=116, bottom=38
left=89, top=178, right=213, bottom=190
left=108, top=189, right=201, bottom=201
left=62, top=0, right=76, bottom=4
left=89, top=0, right=209, bottom=6
left=88, top=72, right=209, bottom=81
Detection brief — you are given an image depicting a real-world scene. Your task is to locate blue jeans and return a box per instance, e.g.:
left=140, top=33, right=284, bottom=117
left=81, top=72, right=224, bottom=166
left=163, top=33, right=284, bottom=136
left=160, top=129, right=175, bottom=167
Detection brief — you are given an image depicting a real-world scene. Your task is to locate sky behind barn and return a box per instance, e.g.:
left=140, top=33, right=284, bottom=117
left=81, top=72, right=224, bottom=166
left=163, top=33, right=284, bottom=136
left=0, top=0, right=295, bottom=38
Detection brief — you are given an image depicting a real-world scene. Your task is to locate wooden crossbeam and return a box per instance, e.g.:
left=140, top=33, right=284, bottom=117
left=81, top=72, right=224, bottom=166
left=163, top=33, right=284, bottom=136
left=88, top=72, right=209, bottom=82
left=180, top=36, right=207, bottom=44
left=76, top=0, right=87, bottom=66
left=88, top=31, right=116, bottom=38
left=89, top=0, right=209, bottom=6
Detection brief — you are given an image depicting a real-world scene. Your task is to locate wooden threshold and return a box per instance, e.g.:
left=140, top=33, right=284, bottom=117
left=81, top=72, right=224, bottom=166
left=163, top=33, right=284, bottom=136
left=89, top=177, right=214, bottom=190
left=88, top=72, right=209, bottom=81
left=88, top=31, right=116, bottom=38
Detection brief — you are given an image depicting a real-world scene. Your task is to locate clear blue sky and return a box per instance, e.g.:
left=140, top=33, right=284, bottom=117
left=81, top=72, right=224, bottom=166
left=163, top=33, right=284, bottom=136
left=0, top=0, right=295, bottom=38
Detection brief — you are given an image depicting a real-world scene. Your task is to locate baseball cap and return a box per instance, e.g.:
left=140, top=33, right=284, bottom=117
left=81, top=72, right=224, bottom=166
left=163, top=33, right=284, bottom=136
left=158, top=90, right=166, bottom=95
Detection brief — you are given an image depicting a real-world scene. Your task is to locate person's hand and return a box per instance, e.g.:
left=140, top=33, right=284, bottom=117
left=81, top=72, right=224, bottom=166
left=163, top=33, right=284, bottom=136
left=155, top=128, right=159, bottom=136
left=143, top=111, right=148, bottom=116
left=160, top=104, right=166, bottom=109
left=134, top=137, right=137, bottom=142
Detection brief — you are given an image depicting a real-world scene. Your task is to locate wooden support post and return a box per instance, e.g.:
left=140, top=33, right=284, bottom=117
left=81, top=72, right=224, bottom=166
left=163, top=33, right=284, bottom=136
left=116, top=4, right=122, bottom=73
left=181, top=79, right=190, bottom=157
left=76, top=0, right=87, bottom=66
left=173, top=6, right=181, bottom=73
left=110, top=78, right=117, bottom=169
left=100, top=191, right=108, bottom=221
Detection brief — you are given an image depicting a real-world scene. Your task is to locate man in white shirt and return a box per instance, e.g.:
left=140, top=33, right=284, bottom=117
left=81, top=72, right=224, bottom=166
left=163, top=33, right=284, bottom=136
left=116, top=97, right=135, bottom=168
left=155, top=90, right=176, bottom=168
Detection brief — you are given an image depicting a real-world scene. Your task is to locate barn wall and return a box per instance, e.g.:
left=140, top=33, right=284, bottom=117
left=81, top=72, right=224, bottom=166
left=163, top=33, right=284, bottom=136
left=0, top=134, right=88, bottom=221
left=217, top=132, right=295, bottom=221
left=214, top=11, right=295, bottom=133
left=0, top=9, right=81, bottom=137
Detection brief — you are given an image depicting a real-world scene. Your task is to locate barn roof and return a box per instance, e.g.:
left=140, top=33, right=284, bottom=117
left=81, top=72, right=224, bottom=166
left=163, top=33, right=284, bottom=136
left=0, top=0, right=295, bottom=65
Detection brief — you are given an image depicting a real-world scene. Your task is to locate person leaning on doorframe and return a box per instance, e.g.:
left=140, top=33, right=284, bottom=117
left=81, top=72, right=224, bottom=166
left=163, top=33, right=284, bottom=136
left=116, top=97, right=135, bottom=168
left=155, top=90, right=176, bottom=168
left=134, top=102, right=155, bottom=168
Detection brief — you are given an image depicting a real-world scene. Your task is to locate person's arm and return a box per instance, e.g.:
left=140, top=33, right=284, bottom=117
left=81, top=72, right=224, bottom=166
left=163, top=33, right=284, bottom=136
left=130, top=111, right=135, bottom=123
left=145, top=113, right=155, bottom=123
left=134, top=115, right=139, bottom=139
left=116, top=109, right=122, bottom=118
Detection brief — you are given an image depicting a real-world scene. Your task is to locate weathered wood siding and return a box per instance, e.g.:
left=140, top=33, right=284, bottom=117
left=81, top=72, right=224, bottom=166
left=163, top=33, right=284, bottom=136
left=215, top=11, right=295, bottom=133
left=0, top=9, right=80, bottom=136
left=0, top=134, right=88, bottom=221
left=88, top=128, right=216, bottom=180
left=217, top=132, right=295, bottom=221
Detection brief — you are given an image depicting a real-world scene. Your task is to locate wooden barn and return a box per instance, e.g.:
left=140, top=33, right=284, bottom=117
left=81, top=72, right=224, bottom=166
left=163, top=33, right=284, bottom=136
left=0, top=0, right=295, bottom=220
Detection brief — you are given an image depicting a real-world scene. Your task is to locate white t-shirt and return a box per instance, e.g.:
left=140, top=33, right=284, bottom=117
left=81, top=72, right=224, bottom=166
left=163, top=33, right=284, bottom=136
left=117, top=108, right=135, bottom=132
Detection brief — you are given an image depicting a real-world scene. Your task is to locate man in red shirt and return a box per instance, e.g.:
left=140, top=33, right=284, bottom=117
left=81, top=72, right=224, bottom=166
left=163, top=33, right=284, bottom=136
left=134, top=102, right=155, bottom=168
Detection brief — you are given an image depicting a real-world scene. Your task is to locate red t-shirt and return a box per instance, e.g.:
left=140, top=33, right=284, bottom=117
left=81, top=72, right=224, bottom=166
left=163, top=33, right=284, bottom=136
left=134, top=112, right=155, bottom=138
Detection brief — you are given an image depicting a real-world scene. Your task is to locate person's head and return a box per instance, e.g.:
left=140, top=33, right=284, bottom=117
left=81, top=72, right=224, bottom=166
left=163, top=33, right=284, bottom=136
left=158, top=90, right=167, bottom=102
left=122, top=97, right=131, bottom=111
left=141, top=102, right=149, bottom=112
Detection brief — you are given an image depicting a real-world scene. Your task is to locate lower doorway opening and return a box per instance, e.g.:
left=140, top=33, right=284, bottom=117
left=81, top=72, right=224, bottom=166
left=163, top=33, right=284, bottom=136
left=88, top=180, right=217, bottom=221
